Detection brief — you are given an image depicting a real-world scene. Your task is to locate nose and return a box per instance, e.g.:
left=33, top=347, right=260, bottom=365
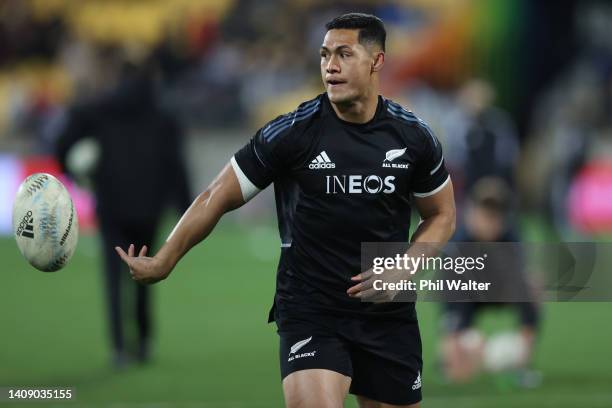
left=326, top=55, right=340, bottom=74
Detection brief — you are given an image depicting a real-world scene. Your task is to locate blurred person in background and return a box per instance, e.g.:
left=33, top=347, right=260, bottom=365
left=533, top=67, right=610, bottom=237
left=55, top=48, right=191, bottom=368
left=522, top=2, right=612, bottom=237
left=440, top=177, right=541, bottom=387
left=456, top=79, right=520, bottom=195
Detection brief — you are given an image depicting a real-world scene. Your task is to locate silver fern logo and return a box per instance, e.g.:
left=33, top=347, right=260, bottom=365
left=383, top=148, right=410, bottom=169
left=290, top=336, right=312, bottom=355
left=288, top=336, right=317, bottom=362
left=385, top=148, right=407, bottom=162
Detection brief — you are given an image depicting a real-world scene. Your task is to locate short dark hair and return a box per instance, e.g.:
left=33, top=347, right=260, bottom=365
left=325, top=13, right=386, bottom=52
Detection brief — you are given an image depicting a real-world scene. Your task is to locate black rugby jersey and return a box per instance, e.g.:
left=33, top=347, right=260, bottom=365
left=233, top=93, right=450, bottom=321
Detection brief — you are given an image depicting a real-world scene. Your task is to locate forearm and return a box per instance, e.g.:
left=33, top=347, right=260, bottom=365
left=348, top=210, right=456, bottom=299
left=410, top=211, right=456, bottom=245
left=155, top=165, right=244, bottom=272
left=403, top=210, right=456, bottom=271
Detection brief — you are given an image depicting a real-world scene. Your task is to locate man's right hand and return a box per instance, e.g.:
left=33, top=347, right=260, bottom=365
left=115, top=244, right=171, bottom=284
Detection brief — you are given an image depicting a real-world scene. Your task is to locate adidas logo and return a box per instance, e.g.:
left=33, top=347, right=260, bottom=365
left=309, top=151, right=335, bottom=169
left=412, top=371, right=421, bottom=390
left=16, top=210, right=35, bottom=239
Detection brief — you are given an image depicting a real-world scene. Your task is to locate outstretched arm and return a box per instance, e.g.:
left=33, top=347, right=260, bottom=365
left=115, top=162, right=245, bottom=284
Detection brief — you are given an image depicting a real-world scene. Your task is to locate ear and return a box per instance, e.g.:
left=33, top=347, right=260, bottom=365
left=371, top=52, right=385, bottom=73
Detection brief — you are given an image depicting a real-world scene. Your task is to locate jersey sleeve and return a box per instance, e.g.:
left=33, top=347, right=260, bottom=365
left=410, top=124, right=450, bottom=197
left=231, top=120, right=291, bottom=201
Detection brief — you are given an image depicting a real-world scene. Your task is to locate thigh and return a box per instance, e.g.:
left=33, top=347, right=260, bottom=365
left=277, top=312, right=353, bottom=408
left=283, top=369, right=350, bottom=408
left=347, top=319, right=423, bottom=406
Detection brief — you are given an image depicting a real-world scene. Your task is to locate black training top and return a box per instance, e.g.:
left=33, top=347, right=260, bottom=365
left=234, top=93, right=450, bottom=321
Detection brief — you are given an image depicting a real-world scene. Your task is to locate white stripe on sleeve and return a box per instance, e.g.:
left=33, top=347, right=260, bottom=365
left=413, top=175, right=451, bottom=198
left=430, top=157, right=444, bottom=175
left=230, top=156, right=261, bottom=202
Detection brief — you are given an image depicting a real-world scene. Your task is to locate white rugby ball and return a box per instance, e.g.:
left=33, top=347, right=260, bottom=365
left=483, top=331, right=529, bottom=372
left=13, top=173, right=79, bottom=272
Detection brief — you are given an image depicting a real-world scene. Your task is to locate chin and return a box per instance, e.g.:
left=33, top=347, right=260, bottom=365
left=327, top=89, right=356, bottom=105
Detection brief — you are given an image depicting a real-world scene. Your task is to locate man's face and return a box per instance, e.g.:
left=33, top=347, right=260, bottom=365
left=465, top=204, right=505, bottom=242
left=320, top=29, right=379, bottom=104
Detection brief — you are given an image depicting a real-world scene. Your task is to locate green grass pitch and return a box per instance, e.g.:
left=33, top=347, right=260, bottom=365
left=1, top=220, right=611, bottom=407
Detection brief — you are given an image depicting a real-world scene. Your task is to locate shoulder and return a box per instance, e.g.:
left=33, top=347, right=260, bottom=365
left=257, top=95, right=323, bottom=145
left=383, top=97, right=439, bottom=148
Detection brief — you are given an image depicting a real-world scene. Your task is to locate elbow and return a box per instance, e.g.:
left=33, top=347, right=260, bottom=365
left=195, top=183, right=241, bottom=214
left=195, top=189, right=213, bottom=207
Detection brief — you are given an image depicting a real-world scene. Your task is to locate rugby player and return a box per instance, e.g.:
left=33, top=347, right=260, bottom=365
left=441, top=178, right=540, bottom=385
left=116, top=13, right=456, bottom=408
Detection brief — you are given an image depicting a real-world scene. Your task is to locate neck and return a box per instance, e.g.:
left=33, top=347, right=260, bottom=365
left=330, top=90, right=379, bottom=124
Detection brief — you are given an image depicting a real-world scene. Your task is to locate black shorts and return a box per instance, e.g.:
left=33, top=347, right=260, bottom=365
left=277, top=310, right=423, bottom=406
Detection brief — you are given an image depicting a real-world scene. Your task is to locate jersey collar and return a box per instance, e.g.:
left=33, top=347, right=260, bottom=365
left=322, top=93, right=384, bottom=128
